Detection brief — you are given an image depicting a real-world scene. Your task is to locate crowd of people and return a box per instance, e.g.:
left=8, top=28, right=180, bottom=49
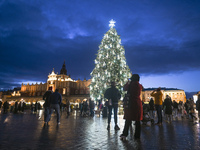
left=79, top=99, right=95, bottom=117
left=147, top=92, right=200, bottom=125
left=1, top=74, right=200, bottom=142
left=101, top=74, right=200, bottom=141
left=0, top=100, right=27, bottom=114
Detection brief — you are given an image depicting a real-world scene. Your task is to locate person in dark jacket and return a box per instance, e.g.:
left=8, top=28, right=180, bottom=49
left=104, top=81, right=121, bottom=130
left=89, top=98, right=95, bottom=117
left=66, top=99, right=70, bottom=117
left=196, top=94, right=200, bottom=122
left=173, top=100, right=178, bottom=119
left=49, top=88, right=62, bottom=125
left=0, top=100, right=2, bottom=109
left=14, top=101, right=18, bottom=114
left=188, top=98, right=197, bottom=122
left=120, top=74, right=143, bottom=140
left=22, top=102, right=26, bottom=113
left=3, top=101, right=9, bottom=113
left=184, top=100, right=190, bottom=118
left=149, top=98, right=155, bottom=120
left=163, top=95, right=173, bottom=123
left=35, top=101, right=39, bottom=114
left=43, top=87, right=53, bottom=126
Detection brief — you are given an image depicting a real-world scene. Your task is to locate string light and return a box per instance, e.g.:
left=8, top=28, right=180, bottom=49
left=90, top=20, right=131, bottom=100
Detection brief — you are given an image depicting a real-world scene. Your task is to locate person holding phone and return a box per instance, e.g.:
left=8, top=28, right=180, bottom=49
left=151, top=87, right=163, bottom=125
left=120, top=74, right=143, bottom=140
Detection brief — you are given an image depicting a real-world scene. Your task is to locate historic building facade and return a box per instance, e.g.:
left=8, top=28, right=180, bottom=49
left=4, top=62, right=91, bottom=104
left=2, top=62, right=186, bottom=105
left=142, top=88, right=186, bottom=103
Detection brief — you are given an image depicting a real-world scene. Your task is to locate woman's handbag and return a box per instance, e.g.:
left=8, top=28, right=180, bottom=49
left=123, top=93, right=130, bottom=108
left=123, top=82, right=131, bottom=108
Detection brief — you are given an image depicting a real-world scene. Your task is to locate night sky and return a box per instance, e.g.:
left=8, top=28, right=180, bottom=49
left=0, top=0, right=200, bottom=92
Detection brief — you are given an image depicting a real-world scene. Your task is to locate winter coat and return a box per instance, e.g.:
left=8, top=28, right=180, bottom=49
left=151, top=91, right=163, bottom=105
left=3, top=101, right=9, bottom=109
left=189, top=100, right=195, bottom=113
left=196, top=99, right=200, bottom=111
left=0, top=101, right=2, bottom=108
left=149, top=99, right=155, bottom=110
left=89, top=100, right=95, bottom=109
left=104, top=87, right=121, bottom=105
left=49, top=91, right=62, bottom=105
left=123, top=81, right=143, bottom=121
left=173, top=101, right=178, bottom=109
left=43, top=90, right=53, bottom=107
left=163, top=98, right=173, bottom=115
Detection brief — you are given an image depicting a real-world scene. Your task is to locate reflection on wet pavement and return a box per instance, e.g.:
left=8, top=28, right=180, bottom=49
left=0, top=110, right=200, bottom=149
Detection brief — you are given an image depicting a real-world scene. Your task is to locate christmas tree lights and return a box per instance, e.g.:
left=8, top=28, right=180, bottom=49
left=90, top=20, right=131, bottom=101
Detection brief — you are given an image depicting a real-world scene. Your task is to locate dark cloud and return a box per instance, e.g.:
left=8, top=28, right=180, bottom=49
left=0, top=0, right=200, bottom=91
left=125, top=39, right=200, bottom=75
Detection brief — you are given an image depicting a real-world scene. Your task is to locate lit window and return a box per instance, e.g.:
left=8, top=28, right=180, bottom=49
left=63, top=88, right=66, bottom=95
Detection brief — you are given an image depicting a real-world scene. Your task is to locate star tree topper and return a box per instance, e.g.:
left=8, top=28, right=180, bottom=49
left=109, top=19, right=116, bottom=28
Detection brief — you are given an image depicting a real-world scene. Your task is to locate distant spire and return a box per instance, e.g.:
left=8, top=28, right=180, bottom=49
left=60, top=61, right=67, bottom=75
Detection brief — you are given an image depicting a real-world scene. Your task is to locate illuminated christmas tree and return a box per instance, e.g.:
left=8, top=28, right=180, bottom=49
left=90, top=19, right=131, bottom=101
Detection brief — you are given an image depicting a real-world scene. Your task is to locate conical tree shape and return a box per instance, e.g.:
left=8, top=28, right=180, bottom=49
left=90, top=20, right=131, bottom=101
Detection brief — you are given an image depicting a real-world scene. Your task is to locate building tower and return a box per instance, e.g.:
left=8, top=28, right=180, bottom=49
left=60, top=61, right=67, bottom=75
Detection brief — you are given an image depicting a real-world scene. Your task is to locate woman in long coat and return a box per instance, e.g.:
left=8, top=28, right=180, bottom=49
left=163, top=95, right=173, bottom=123
left=120, top=74, right=143, bottom=140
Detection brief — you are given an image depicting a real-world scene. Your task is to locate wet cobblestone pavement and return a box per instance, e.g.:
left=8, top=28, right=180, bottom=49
left=0, top=110, right=200, bottom=150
